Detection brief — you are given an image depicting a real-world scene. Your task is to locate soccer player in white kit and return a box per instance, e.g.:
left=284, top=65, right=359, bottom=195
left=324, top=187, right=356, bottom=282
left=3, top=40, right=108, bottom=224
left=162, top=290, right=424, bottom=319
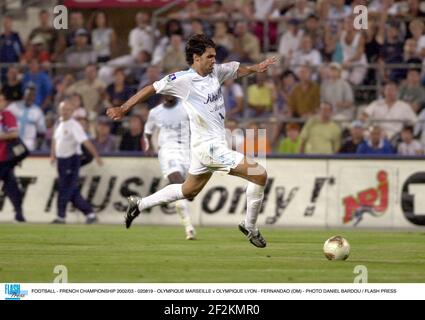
left=144, top=95, right=196, bottom=240
left=108, top=34, right=277, bottom=248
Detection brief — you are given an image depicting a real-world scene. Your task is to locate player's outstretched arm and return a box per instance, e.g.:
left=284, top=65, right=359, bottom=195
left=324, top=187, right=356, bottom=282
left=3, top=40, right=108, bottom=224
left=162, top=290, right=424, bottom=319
left=236, top=56, right=278, bottom=78
left=107, top=84, right=156, bottom=121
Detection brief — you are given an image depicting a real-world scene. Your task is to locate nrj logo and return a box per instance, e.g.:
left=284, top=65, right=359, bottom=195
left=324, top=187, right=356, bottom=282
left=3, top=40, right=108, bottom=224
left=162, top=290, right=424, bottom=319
left=342, top=170, right=389, bottom=225
left=4, top=284, right=28, bottom=300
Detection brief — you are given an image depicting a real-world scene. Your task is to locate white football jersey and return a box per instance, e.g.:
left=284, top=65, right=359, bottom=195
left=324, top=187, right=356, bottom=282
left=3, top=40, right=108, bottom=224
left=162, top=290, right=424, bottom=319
left=144, top=100, right=190, bottom=151
left=152, top=62, right=240, bottom=148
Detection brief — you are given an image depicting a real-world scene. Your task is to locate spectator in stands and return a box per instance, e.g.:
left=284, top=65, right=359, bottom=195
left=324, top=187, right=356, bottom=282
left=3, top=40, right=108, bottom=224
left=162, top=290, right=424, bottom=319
left=230, top=22, right=262, bottom=63
left=397, top=124, right=424, bottom=155
left=362, top=82, right=418, bottom=139
left=243, top=121, right=272, bottom=157
left=275, top=70, right=298, bottom=116
left=0, top=16, right=24, bottom=81
left=403, top=38, right=422, bottom=62
left=129, top=12, right=155, bottom=57
left=223, top=79, right=244, bottom=120
left=320, top=62, right=354, bottom=120
left=225, top=118, right=244, bottom=151
left=69, top=92, right=87, bottom=119
left=300, top=102, right=341, bottom=154
left=276, top=122, right=302, bottom=154
left=278, top=19, right=304, bottom=64
left=89, top=11, right=117, bottom=63
left=7, top=86, right=46, bottom=151
left=65, top=28, right=97, bottom=69
left=205, top=0, right=229, bottom=20
left=28, top=9, right=57, bottom=55
left=53, top=73, right=76, bottom=108
left=284, top=0, right=314, bottom=21
left=161, top=34, right=186, bottom=73
left=151, top=19, right=184, bottom=65
left=364, top=18, right=381, bottom=65
left=401, top=0, right=425, bottom=20
left=377, top=18, right=405, bottom=82
left=326, top=0, right=351, bottom=31
left=0, top=92, right=25, bottom=222
left=399, top=68, right=425, bottom=113
left=287, top=65, right=320, bottom=118
left=55, top=11, right=86, bottom=61
left=408, top=19, right=425, bottom=59
left=251, top=0, right=280, bottom=48
left=357, top=125, right=394, bottom=154
left=91, top=116, right=117, bottom=154
left=304, top=14, right=324, bottom=52
left=21, top=35, right=51, bottom=66
left=189, top=19, right=205, bottom=37
left=247, top=72, right=275, bottom=117
left=119, top=114, right=145, bottom=152
left=340, top=16, right=368, bottom=85
left=339, top=120, right=365, bottom=154
left=212, top=22, right=235, bottom=62
left=22, top=59, right=53, bottom=111
left=66, top=11, right=86, bottom=48
left=106, top=68, right=135, bottom=109
left=289, top=34, right=322, bottom=70
left=138, top=65, right=162, bottom=109
left=127, top=50, right=151, bottom=85
left=1, top=66, right=23, bottom=102
left=66, top=64, right=106, bottom=118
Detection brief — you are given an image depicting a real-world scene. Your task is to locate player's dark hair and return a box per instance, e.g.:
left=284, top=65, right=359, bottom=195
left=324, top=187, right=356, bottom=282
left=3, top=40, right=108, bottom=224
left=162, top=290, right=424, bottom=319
left=185, top=34, right=216, bottom=65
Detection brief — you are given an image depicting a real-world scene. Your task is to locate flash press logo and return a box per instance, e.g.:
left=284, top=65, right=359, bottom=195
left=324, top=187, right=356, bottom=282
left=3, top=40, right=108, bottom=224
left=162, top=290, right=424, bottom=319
left=4, top=284, right=28, bottom=300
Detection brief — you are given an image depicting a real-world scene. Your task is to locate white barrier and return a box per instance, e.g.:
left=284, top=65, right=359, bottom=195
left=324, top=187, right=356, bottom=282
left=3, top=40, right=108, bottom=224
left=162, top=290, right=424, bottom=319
left=1, top=157, right=424, bottom=229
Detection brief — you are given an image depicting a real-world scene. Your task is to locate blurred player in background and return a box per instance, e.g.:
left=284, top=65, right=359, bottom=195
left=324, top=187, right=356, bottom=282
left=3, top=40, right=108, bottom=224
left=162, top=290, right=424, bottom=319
left=108, top=34, right=276, bottom=248
left=51, top=100, right=103, bottom=224
left=0, top=93, right=25, bottom=223
left=144, top=95, right=196, bottom=240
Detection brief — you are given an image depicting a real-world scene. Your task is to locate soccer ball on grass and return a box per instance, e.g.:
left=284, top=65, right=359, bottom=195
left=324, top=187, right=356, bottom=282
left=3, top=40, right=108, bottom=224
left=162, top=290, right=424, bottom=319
left=323, top=236, right=350, bottom=261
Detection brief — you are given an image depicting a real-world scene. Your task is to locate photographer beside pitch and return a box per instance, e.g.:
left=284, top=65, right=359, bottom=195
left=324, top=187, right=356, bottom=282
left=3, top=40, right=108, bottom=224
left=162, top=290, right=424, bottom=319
left=108, top=34, right=276, bottom=248
left=50, top=100, right=103, bottom=224
left=0, top=93, right=26, bottom=223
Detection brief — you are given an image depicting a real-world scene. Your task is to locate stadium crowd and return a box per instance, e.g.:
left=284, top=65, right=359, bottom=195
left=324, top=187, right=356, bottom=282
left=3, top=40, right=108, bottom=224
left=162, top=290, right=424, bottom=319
left=1, top=0, right=425, bottom=156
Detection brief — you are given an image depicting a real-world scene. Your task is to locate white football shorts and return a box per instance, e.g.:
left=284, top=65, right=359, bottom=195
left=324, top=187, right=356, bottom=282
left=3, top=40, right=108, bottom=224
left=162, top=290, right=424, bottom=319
left=158, top=147, right=190, bottom=179
left=189, top=140, right=245, bottom=175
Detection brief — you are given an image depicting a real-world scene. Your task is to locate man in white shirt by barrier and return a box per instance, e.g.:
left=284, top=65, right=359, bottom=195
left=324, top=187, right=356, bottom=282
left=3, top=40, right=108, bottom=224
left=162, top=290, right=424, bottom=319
left=108, top=34, right=277, bottom=248
left=362, top=82, right=418, bottom=139
left=51, top=100, right=103, bottom=224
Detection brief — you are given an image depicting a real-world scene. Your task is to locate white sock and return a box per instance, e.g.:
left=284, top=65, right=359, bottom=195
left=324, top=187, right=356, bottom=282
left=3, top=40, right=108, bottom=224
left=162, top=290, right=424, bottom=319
left=138, top=184, right=184, bottom=211
left=245, top=182, right=265, bottom=230
left=175, top=200, right=194, bottom=231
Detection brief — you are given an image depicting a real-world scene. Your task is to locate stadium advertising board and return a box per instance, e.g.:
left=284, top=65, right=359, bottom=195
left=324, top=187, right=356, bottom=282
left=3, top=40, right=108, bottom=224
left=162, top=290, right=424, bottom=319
left=0, top=157, right=423, bottom=229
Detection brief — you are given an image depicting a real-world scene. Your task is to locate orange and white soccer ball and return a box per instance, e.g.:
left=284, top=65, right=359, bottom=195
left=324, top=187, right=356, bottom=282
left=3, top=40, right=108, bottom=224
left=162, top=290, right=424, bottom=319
left=323, top=236, right=350, bottom=261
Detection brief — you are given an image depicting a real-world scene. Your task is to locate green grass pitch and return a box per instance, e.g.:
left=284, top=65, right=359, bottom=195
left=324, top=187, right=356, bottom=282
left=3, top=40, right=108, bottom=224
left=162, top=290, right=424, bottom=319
left=1, top=224, right=425, bottom=283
